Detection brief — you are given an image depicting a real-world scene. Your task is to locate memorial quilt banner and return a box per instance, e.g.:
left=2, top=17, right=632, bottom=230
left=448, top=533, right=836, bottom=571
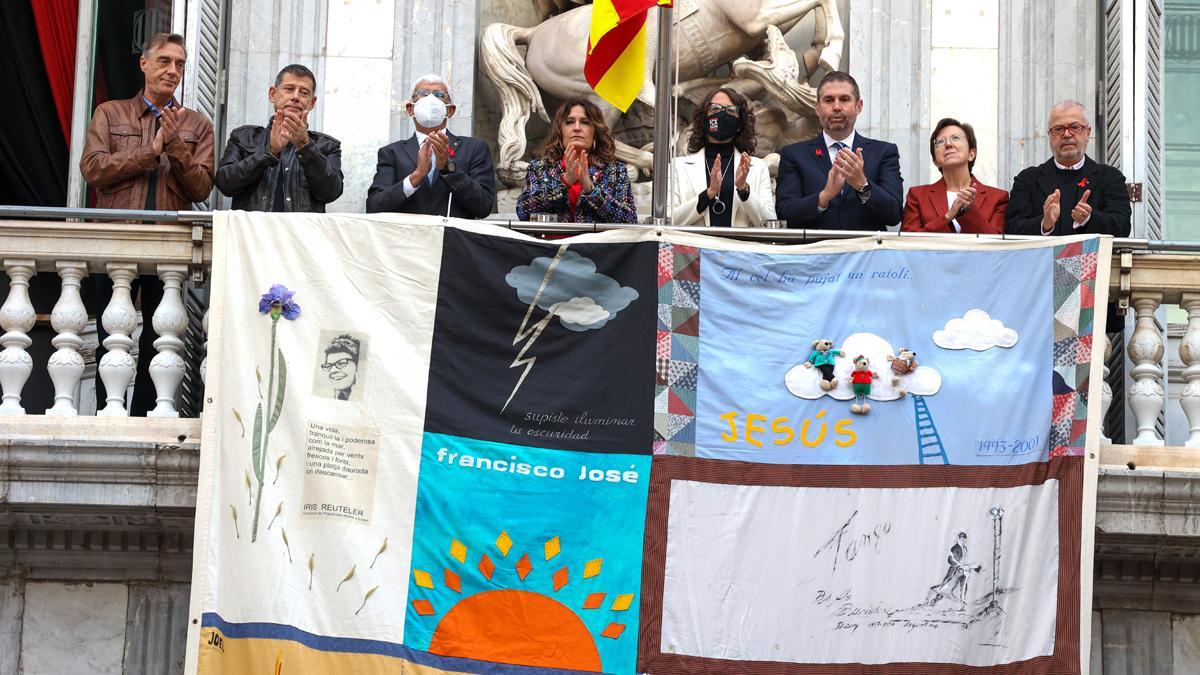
left=187, top=212, right=1108, bottom=675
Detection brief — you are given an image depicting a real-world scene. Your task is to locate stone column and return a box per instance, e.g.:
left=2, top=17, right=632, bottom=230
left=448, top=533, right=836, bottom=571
left=148, top=265, right=190, bottom=418
left=386, top=0, right=479, bottom=143
left=997, top=0, right=1098, bottom=189
left=929, top=1, right=1000, bottom=188
left=848, top=1, right=932, bottom=197
left=1127, top=292, right=1165, bottom=446
left=0, top=260, right=36, bottom=415
left=222, top=0, right=329, bottom=147
left=46, top=261, right=89, bottom=416
left=222, top=0, right=328, bottom=210
left=1178, top=293, right=1200, bottom=448
left=98, top=263, right=139, bottom=417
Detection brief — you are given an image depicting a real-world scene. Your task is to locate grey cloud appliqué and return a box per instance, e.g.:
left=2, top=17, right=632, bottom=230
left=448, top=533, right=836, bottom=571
left=505, top=250, right=639, bottom=331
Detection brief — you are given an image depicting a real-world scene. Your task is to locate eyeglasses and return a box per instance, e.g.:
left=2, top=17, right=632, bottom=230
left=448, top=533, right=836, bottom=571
left=320, top=358, right=355, bottom=372
left=1048, top=123, right=1089, bottom=137
left=706, top=103, right=741, bottom=117
left=932, top=134, right=965, bottom=148
left=413, top=88, right=450, bottom=102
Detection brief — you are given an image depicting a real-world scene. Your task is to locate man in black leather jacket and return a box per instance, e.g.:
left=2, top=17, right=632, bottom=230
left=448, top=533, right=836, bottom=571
left=215, top=64, right=343, bottom=211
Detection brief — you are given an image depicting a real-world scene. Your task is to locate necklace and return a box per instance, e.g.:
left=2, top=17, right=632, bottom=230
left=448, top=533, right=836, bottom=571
left=706, top=153, right=734, bottom=215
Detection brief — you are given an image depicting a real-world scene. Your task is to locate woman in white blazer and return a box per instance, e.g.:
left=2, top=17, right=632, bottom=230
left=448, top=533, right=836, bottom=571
left=671, top=87, right=776, bottom=227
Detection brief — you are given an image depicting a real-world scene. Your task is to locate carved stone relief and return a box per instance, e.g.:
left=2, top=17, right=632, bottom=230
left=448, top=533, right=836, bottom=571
left=475, top=0, right=850, bottom=213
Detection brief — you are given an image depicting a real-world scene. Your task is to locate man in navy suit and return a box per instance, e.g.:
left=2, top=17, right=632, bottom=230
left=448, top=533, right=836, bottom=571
left=775, top=71, right=903, bottom=230
left=366, top=74, right=496, bottom=218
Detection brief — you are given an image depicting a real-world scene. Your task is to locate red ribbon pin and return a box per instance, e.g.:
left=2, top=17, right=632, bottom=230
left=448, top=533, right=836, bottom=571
left=1077, top=177, right=1088, bottom=188
left=815, top=148, right=823, bottom=157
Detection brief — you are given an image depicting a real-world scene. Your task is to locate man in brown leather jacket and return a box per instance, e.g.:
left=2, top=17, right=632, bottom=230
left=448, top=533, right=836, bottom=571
left=79, top=32, right=214, bottom=416
left=81, top=32, right=214, bottom=210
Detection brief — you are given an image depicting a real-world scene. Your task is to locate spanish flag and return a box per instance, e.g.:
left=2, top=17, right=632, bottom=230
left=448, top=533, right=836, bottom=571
left=585, top=0, right=672, bottom=112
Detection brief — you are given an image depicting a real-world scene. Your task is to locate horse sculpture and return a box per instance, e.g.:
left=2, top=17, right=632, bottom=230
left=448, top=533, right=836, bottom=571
left=480, top=0, right=845, bottom=186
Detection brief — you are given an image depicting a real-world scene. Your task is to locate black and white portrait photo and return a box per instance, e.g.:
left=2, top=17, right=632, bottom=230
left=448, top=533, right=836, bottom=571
left=313, top=331, right=368, bottom=402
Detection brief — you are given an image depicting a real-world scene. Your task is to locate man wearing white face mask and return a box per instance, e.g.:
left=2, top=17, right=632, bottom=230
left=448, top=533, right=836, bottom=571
left=366, top=75, right=496, bottom=218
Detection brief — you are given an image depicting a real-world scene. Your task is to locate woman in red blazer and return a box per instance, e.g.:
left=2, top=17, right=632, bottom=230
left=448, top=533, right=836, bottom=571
left=902, top=118, right=1008, bottom=233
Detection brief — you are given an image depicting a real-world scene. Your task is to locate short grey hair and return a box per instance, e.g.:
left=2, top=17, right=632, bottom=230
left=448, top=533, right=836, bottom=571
left=411, top=74, right=451, bottom=101
left=1048, top=100, right=1089, bottom=125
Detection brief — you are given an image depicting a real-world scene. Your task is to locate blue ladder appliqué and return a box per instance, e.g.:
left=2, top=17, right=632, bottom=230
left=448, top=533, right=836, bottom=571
left=913, top=395, right=949, bottom=465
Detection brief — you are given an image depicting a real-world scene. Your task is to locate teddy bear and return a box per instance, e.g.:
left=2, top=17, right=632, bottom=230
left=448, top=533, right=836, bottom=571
left=886, top=348, right=918, bottom=396
left=804, top=338, right=844, bottom=391
left=849, top=355, right=878, bottom=414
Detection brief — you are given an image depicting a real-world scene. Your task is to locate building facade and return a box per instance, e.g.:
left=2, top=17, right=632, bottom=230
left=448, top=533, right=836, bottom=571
left=3, top=1, right=1200, bottom=673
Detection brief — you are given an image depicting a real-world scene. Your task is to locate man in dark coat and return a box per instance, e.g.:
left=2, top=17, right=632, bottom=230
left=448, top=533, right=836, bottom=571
left=1005, top=100, right=1131, bottom=237
left=366, top=74, right=495, bottom=219
left=215, top=64, right=343, bottom=211
left=775, top=71, right=904, bottom=231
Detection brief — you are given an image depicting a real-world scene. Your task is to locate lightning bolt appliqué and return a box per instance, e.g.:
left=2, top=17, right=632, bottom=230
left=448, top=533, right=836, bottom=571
left=501, top=245, right=570, bottom=413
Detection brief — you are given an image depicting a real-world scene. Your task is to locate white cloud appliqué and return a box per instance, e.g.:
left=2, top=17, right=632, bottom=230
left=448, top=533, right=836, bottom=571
left=933, top=309, right=1018, bottom=351
left=552, top=296, right=610, bottom=328
left=785, top=332, right=942, bottom=401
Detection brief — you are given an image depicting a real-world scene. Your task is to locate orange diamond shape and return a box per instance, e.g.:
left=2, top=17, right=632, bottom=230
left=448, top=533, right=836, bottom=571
left=444, top=569, right=461, bottom=593
left=479, top=554, right=495, bottom=581
left=582, top=592, right=605, bottom=609
left=516, top=553, right=533, bottom=580
left=552, top=566, right=569, bottom=591
left=412, top=599, right=435, bottom=616
left=600, top=622, right=625, bottom=639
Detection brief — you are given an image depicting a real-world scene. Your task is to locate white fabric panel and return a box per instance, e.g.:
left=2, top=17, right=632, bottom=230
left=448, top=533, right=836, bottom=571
left=197, top=212, right=445, bottom=642
left=661, top=479, right=1059, bottom=666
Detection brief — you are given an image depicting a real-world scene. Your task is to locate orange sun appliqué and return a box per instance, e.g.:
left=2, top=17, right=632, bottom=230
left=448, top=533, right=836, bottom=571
left=410, top=530, right=633, bottom=671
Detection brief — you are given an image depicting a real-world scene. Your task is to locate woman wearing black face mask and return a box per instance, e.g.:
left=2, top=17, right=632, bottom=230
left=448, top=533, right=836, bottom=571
left=671, top=88, right=775, bottom=227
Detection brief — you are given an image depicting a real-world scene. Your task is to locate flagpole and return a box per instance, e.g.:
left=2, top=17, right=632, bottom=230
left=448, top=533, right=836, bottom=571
left=650, top=3, right=674, bottom=224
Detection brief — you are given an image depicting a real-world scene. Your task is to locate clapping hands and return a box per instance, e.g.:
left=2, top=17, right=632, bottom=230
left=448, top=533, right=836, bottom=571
left=819, top=146, right=868, bottom=207
left=561, top=144, right=593, bottom=193
left=269, top=109, right=310, bottom=155
left=946, top=186, right=977, bottom=222
left=152, top=106, right=183, bottom=155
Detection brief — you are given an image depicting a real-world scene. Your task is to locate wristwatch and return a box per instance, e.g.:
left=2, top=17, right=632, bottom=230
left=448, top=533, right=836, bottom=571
left=855, top=182, right=872, bottom=200
left=443, top=159, right=457, bottom=174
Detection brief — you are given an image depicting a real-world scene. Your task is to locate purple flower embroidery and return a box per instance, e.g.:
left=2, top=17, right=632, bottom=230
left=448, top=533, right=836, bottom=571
left=259, top=284, right=301, bottom=320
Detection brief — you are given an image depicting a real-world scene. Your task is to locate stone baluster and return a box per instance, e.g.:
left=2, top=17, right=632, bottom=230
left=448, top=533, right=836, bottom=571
left=1178, top=293, right=1200, bottom=448
left=98, top=263, right=139, bottom=416
left=1100, top=331, right=1112, bottom=444
left=0, top=260, right=36, bottom=415
left=1127, top=292, right=1165, bottom=446
left=200, top=309, right=209, bottom=385
left=46, top=261, right=89, bottom=416
left=148, top=264, right=188, bottom=417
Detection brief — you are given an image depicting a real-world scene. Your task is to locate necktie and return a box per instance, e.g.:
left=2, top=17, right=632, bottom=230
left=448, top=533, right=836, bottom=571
left=427, top=166, right=439, bottom=185
left=830, top=142, right=852, bottom=201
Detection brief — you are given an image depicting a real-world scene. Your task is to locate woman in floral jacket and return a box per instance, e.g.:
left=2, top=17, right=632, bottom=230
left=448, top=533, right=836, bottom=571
left=516, top=99, right=637, bottom=224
